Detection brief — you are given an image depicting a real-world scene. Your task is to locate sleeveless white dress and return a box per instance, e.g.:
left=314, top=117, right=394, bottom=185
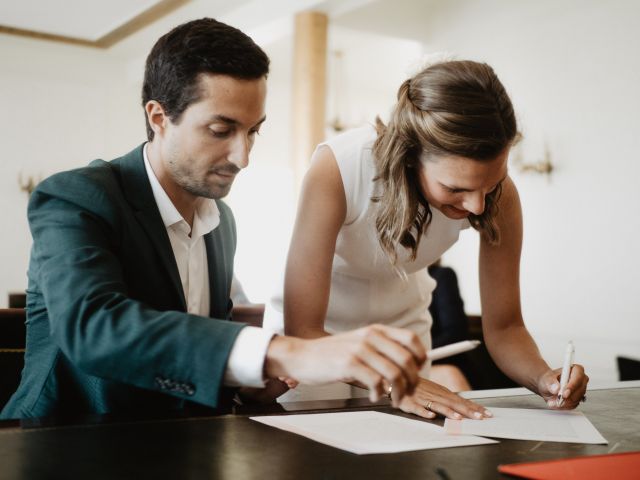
left=264, top=124, right=469, bottom=400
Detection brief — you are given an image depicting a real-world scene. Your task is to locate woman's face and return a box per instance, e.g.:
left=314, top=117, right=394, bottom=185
left=417, top=148, right=510, bottom=220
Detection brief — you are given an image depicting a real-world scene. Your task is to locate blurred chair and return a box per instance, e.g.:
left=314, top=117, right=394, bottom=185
left=617, top=356, right=640, bottom=381
left=0, top=308, right=26, bottom=410
left=466, top=315, right=518, bottom=390
left=8, top=292, right=26, bottom=309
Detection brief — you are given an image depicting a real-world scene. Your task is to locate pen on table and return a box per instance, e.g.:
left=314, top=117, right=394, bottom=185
left=435, top=467, right=451, bottom=480
left=428, top=340, right=481, bottom=361
left=557, top=341, right=574, bottom=407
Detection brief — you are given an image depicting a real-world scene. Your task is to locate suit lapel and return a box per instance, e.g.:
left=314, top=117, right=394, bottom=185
left=117, top=144, right=187, bottom=311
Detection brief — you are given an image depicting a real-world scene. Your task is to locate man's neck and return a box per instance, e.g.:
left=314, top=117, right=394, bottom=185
left=146, top=141, right=197, bottom=228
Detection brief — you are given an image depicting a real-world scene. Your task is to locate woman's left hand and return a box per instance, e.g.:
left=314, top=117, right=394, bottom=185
left=393, top=377, right=492, bottom=420
left=536, top=364, right=589, bottom=409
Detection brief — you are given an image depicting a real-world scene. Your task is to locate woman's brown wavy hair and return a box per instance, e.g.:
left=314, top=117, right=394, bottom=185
left=372, top=60, right=519, bottom=266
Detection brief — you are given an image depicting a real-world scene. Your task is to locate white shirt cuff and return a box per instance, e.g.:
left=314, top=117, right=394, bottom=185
left=223, top=326, right=274, bottom=387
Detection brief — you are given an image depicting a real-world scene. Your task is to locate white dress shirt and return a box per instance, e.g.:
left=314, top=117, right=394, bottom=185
left=143, top=144, right=272, bottom=388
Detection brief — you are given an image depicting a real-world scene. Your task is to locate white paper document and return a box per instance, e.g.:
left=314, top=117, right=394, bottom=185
left=251, top=410, right=497, bottom=455
left=444, top=407, right=607, bottom=444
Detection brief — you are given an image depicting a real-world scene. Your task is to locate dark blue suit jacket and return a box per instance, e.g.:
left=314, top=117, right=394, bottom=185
left=1, top=145, right=244, bottom=419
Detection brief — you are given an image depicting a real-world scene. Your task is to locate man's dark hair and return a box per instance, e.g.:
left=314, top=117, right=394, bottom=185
left=142, top=17, right=270, bottom=140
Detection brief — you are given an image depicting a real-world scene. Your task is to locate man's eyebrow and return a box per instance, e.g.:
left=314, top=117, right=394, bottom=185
left=208, top=115, right=239, bottom=125
left=209, top=115, right=267, bottom=129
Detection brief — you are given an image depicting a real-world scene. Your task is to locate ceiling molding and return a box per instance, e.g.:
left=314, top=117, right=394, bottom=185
left=0, top=0, right=190, bottom=49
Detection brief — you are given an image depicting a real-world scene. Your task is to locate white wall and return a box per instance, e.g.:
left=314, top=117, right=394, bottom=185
left=0, top=34, right=135, bottom=305
left=1, top=0, right=638, bottom=385
left=407, top=0, right=640, bottom=382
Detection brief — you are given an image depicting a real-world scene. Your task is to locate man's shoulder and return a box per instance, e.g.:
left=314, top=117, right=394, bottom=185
left=42, top=160, right=115, bottom=193
left=42, top=146, right=142, bottom=190
left=31, top=145, right=145, bottom=217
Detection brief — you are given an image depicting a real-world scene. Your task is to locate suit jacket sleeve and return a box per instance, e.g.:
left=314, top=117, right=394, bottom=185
left=27, top=168, right=245, bottom=408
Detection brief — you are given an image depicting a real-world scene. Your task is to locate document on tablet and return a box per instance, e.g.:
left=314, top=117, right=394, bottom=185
left=444, top=407, right=607, bottom=444
left=251, top=410, right=498, bottom=455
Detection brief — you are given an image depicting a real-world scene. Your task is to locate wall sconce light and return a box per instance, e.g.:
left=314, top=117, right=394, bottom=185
left=18, top=172, right=41, bottom=196
left=512, top=143, right=554, bottom=177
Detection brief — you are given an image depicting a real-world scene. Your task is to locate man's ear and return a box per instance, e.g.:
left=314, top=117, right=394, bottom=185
left=145, top=100, right=169, bottom=138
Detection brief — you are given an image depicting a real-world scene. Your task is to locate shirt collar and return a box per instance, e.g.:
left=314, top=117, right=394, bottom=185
left=143, top=143, right=220, bottom=236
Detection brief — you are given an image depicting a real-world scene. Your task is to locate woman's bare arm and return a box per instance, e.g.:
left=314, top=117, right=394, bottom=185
left=284, top=146, right=346, bottom=338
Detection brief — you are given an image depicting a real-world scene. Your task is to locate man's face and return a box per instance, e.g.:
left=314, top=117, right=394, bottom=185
left=162, top=74, right=267, bottom=199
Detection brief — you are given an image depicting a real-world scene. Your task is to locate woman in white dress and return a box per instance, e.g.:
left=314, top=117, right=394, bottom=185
left=264, top=59, right=588, bottom=419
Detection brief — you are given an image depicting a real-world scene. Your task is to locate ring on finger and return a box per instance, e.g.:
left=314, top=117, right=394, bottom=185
left=426, top=401, right=434, bottom=411
left=386, top=384, right=393, bottom=399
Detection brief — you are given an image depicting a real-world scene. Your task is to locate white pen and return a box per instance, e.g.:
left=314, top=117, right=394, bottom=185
left=557, top=341, right=575, bottom=407
left=428, top=340, right=481, bottom=362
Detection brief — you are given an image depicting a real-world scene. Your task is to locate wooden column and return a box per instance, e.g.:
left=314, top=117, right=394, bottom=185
left=291, top=11, right=328, bottom=189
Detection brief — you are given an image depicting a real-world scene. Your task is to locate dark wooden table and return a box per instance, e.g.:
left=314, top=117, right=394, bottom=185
left=0, top=383, right=638, bottom=479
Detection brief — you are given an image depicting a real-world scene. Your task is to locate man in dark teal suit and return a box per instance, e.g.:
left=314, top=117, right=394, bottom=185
left=1, top=18, right=427, bottom=420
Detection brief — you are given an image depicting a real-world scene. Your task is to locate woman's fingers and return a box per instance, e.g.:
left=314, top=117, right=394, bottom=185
left=562, top=364, right=588, bottom=403
left=407, top=378, right=491, bottom=419
left=539, top=364, right=589, bottom=409
left=420, top=395, right=487, bottom=419
left=561, top=375, right=589, bottom=409
left=397, top=396, right=437, bottom=419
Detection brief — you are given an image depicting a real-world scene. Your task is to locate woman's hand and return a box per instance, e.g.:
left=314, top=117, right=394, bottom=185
left=393, top=377, right=492, bottom=420
left=536, top=364, right=589, bottom=409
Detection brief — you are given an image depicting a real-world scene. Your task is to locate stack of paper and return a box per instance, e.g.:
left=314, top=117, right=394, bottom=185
left=251, top=407, right=608, bottom=455
left=444, top=407, right=608, bottom=444
left=251, top=411, right=497, bottom=455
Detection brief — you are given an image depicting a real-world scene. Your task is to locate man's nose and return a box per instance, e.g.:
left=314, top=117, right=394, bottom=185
left=227, top=135, right=250, bottom=169
left=462, top=191, right=485, bottom=215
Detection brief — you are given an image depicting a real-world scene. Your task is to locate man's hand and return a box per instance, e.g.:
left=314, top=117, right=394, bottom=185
left=264, top=324, right=426, bottom=406
left=238, top=378, right=291, bottom=404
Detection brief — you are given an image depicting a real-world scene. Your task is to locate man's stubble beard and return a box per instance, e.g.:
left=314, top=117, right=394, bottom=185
left=167, top=153, right=233, bottom=200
